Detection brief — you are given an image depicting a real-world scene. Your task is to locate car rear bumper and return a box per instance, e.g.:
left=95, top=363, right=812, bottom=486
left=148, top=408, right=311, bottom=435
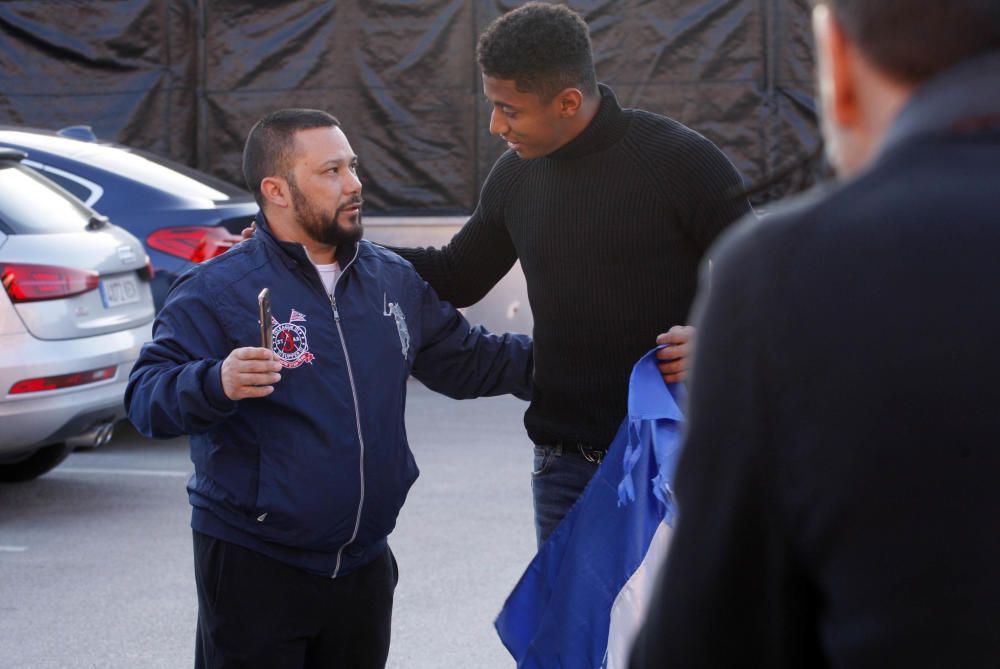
left=0, top=321, right=152, bottom=456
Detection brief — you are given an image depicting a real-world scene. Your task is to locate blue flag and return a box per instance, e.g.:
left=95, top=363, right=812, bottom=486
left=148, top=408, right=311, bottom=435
left=495, top=348, right=685, bottom=668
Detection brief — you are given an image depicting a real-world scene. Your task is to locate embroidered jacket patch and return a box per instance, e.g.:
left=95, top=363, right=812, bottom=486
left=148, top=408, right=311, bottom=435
left=270, top=308, right=315, bottom=368
left=383, top=293, right=410, bottom=358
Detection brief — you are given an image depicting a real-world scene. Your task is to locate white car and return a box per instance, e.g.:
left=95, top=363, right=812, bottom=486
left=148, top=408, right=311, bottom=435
left=0, top=148, right=155, bottom=481
left=0, top=126, right=255, bottom=312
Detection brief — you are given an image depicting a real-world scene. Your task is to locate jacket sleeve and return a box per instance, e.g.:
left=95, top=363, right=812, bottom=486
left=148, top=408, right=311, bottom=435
left=387, top=161, right=519, bottom=307
left=125, top=272, right=238, bottom=438
left=409, top=277, right=532, bottom=401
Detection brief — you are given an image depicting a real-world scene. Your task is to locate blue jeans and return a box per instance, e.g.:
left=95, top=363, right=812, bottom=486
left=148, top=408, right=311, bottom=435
left=531, top=444, right=601, bottom=547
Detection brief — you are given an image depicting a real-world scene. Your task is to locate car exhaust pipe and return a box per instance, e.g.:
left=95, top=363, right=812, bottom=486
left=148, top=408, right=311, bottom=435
left=100, top=422, right=115, bottom=446
left=67, top=421, right=115, bottom=449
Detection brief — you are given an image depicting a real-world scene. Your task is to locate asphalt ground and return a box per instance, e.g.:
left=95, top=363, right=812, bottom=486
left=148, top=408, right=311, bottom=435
left=0, top=381, right=536, bottom=668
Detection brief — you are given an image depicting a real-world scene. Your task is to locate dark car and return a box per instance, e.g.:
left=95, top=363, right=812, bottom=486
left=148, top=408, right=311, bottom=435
left=0, top=126, right=257, bottom=310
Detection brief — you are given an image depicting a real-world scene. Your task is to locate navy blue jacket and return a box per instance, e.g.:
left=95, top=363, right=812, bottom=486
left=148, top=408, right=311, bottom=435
left=126, top=213, right=532, bottom=577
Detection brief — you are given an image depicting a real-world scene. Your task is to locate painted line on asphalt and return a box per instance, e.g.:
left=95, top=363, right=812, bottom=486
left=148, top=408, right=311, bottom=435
left=0, top=546, right=28, bottom=552
left=54, top=467, right=191, bottom=478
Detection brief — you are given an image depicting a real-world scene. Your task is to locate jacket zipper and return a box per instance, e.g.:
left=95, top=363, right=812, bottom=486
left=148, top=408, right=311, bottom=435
left=328, top=245, right=364, bottom=579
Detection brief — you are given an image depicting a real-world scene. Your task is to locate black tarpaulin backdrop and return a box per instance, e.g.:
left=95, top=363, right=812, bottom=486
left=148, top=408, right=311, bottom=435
left=0, top=0, right=819, bottom=213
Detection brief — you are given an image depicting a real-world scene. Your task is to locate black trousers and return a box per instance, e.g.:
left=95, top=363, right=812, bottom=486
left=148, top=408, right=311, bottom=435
left=192, top=531, right=397, bottom=669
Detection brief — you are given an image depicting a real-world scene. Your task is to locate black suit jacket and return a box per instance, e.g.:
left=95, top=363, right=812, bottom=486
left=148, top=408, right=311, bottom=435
left=631, top=51, right=1000, bottom=668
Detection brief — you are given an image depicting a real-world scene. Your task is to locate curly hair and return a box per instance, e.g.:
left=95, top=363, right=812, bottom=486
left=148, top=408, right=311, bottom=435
left=477, top=2, right=598, bottom=101
left=242, top=109, right=340, bottom=207
left=822, top=0, right=1000, bottom=83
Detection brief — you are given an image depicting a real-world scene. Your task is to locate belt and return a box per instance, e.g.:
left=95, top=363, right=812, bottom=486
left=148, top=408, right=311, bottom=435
left=552, top=442, right=608, bottom=465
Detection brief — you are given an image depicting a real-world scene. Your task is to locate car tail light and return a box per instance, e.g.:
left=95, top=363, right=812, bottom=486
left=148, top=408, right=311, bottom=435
left=1, top=263, right=100, bottom=303
left=9, top=365, right=116, bottom=394
left=146, top=226, right=240, bottom=263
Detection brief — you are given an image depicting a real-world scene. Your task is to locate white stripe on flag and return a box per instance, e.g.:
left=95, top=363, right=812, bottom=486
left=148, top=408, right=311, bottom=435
left=605, top=520, right=674, bottom=668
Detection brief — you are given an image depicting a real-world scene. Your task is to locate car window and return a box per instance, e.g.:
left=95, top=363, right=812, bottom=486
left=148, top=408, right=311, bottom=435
left=37, top=169, right=95, bottom=203
left=0, top=164, right=93, bottom=234
left=130, top=148, right=249, bottom=199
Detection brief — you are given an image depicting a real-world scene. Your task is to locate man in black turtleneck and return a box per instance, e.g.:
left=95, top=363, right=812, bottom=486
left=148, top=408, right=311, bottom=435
left=394, top=3, right=752, bottom=545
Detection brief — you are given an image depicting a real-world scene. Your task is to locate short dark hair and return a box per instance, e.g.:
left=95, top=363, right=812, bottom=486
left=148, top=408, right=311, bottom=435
left=242, top=109, right=340, bottom=207
left=477, top=2, right=598, bottom=101
left=823, top=0, right=1000, bottom=84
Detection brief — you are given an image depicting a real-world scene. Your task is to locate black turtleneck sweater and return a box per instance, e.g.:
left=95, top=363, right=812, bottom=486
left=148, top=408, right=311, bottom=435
left=393, top=85, right=751, bottom=447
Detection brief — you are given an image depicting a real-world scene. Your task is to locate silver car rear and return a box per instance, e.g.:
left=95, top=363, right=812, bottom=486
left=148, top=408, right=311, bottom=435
left=0, top=150, right=154, bottom=480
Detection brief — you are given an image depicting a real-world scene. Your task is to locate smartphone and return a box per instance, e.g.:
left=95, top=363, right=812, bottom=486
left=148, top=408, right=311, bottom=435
left=258, top=288, right=272, bottom=350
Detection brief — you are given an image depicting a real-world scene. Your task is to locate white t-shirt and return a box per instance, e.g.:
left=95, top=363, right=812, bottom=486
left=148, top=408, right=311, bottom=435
left=312, top=260, right=341, bottom=300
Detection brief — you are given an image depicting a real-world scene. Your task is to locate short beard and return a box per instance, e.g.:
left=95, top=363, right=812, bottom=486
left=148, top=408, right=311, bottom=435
left=288, top=177, right=364, bottom=248
left=318, top=200, right=364, bottom=247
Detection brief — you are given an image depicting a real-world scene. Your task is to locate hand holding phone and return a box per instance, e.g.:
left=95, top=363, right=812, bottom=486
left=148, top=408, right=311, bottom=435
left=258, top=288, right=272, bottom=350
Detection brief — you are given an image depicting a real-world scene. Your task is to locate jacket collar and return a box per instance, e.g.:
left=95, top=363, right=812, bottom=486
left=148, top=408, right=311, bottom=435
left=253, top=211, right=360, bottom=271
left=879, top=50, right=1000, bottom=160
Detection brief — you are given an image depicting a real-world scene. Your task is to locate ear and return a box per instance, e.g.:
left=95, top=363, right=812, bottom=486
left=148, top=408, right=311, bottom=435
left=260, top=176, right=290, bottom=209
left=555, top=88, right=584, bottom=118
left=814, top=5, right=860, bottom=127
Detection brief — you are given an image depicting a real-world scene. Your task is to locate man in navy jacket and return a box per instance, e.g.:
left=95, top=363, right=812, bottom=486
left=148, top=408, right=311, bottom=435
left=630, top=1, right=1000, bottom=667
left=126, top=109, right=532, bottom=669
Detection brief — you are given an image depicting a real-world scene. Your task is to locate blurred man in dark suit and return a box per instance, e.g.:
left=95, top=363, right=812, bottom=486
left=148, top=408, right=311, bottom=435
left=630, top=1, right=1000, bottom=666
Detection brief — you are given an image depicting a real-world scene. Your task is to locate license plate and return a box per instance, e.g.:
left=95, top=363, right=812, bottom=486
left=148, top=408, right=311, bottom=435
left=100, top=275, right=141, bottom=308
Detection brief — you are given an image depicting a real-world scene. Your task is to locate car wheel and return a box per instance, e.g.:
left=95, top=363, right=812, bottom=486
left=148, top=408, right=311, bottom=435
left=0, top=443, right=72, bottom=482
